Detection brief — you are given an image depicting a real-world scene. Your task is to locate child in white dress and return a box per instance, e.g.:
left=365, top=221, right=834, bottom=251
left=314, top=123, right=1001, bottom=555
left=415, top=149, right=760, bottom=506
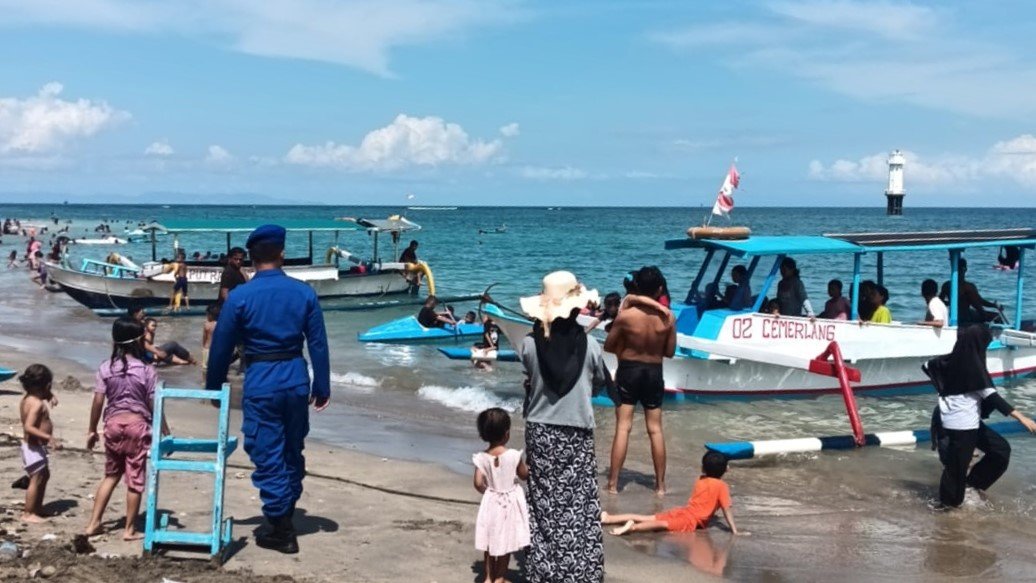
left=473, top=408, right=530, bottom=583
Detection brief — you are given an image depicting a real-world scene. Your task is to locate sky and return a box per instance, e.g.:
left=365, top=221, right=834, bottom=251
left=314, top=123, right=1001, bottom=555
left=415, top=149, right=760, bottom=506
left=1, top=0, right=1036, bottom=207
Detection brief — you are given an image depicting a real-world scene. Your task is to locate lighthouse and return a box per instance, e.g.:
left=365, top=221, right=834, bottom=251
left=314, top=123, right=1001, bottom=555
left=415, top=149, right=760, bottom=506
left=885, top=149, right=905, bottom=216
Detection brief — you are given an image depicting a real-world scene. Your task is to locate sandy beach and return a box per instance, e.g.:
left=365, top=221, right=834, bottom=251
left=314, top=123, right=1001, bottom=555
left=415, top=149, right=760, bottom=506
left=7, top=340, right=1036, bottom=582
left=0, top=345, right=725, bottom=582
left=4, top=209, right=1036, bottom=581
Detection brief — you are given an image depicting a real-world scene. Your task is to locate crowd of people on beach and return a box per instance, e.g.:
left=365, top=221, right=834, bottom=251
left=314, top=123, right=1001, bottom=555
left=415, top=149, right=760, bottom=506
left=6, top=217, right=1036, bottom=582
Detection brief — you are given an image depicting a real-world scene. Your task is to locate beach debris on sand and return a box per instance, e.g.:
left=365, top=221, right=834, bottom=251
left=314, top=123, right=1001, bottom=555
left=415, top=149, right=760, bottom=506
left=0, top=538, right=300, bottom=582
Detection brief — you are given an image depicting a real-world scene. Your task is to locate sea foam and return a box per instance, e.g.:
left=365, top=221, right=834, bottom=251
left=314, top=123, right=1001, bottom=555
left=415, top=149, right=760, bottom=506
left=329, top=371, right=381, bottom=391
left=417, top=385, right=521, bottom=413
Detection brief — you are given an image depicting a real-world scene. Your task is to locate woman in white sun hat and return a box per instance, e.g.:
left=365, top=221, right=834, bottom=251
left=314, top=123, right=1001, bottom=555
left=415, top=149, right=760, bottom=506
left=518, top=271, right=610, bottom=583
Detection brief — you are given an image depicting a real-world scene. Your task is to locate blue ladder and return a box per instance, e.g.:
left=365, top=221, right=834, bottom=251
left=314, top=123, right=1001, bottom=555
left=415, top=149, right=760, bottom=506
left=143, top=382, right=239, bottom=563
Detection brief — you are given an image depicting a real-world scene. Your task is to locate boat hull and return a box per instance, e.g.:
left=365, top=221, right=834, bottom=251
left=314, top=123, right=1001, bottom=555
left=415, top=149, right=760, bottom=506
left=358, top=316, right=485, bottom=344
left=46, top=262, right=413, bottom=310
left=484, top=305, right=1036, bottom=400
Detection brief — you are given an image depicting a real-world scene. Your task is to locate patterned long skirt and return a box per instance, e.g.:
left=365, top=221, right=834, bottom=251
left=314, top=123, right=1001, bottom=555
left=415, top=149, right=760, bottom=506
left=524, top=421, right=604, bottom=583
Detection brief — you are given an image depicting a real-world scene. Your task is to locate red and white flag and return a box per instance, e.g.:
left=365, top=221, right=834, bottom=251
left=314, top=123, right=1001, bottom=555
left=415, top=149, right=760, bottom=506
left=711, top=163, right=740, bottom=217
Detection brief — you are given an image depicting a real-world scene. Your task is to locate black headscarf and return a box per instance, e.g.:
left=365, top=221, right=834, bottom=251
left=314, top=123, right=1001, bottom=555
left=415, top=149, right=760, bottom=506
left=923, top=325, right=993, bottom=396
left=532, top=312, right=588, bottom=398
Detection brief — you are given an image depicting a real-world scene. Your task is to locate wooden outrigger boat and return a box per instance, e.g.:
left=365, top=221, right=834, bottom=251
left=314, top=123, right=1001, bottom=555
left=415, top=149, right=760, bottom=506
left=488, top=228, right=1036, bottom=400
left=46, top=217, right=435, bottom=312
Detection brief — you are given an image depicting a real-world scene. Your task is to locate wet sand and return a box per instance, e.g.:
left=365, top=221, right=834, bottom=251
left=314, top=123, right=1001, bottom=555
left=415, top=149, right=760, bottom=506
left=4, top=346, right=1036, bottom=581
left=4, top=216, right=1036, bottom=580
left=0, top=347, right=722, bottom=582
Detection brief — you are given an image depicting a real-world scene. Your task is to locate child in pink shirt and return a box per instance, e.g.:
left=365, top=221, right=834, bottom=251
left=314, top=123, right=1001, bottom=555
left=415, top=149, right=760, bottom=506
left=85, top=319, right=169, bottom=540
left=820, top=279, right=851, bottom=320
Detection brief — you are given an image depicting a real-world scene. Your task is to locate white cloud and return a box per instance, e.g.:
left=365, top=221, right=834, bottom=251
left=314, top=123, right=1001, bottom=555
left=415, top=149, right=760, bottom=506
left=0, top=82, right=128, bottom=154
left=206, top=144, right=233, bottom=164
left=623, top=170, right=659, bottom=179
left=652, top=1, right=1036, bottom=118
left=0, top=0, right=523, bottom=77
left=520, top=165, right=587, bottom=180
left=809, top=135, right=1036, bottom=189
left=767, top=0, right=940, bottom=41
left=499, top=122, right=520, bottom=137
left=285, top=114, right=504, bottom=171
left=144, top=140, right=174, bottom=156
left=650, top=22, right=792, bottom=49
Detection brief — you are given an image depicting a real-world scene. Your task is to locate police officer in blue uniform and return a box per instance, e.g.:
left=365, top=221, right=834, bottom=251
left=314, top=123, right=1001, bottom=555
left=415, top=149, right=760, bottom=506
left=206, top=224, right=330, bottom=554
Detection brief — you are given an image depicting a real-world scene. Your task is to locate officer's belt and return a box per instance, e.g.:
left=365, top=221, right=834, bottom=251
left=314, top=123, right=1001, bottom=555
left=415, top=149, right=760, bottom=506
left=242, top=351, right=303, bottom=367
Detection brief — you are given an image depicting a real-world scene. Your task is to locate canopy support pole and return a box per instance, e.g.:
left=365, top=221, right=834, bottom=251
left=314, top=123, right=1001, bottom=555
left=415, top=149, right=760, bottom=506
left=687, top=249, right=715, bottom=304
left=752, top=254, right=784, bottom=312
left=851, top=253, right=862, bottom=320
left=709, top=252, right=732, bottom=298
left=1015, top=248, right=1026, bottom=330
left=876, top=252, right=884, bottom=286
left=949, top=250, right=961, bottom=327
left=226, top=233, right=231, bottom=255
left=333, top=231, right=340, bottom=268
left=308, top=231, right=314, bottom=263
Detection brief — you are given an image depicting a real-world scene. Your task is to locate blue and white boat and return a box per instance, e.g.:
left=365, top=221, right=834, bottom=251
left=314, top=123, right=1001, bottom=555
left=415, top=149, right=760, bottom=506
left=489, top=228, right=1036, bottom=400
left=358, top=316, right=484, bottom=344
left=0, top=367, right=16, bottom=383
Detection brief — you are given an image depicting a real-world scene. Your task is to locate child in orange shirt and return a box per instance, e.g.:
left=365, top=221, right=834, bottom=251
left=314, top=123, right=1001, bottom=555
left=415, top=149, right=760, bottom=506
left=602, top=451, right=744, bottom=535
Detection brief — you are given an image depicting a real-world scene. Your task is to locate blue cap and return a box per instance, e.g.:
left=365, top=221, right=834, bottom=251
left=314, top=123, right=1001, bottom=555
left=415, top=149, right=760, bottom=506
left=246, top=224, right=286, bottom=249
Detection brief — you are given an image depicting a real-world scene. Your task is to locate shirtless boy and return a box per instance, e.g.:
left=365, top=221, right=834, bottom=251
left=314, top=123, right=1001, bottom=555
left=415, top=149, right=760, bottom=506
left=19, top=364, right=61, bottom=523
left=604, top=266, right=676, bottom=495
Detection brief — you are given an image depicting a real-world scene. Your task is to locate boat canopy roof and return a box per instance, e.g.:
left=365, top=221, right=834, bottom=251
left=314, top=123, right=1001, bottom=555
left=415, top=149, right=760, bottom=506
left=348, top=216, right=421, bottom=234
left=825, top=228, right=1036, bottom=252
left=665, top=228, right=1036, bottom=257
left=145, top=219, right=375, bottom=233
left=665, top=235, right=861, bottom=257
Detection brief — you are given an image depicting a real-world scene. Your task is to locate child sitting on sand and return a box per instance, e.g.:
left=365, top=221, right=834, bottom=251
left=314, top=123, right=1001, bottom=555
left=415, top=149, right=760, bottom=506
left=602, top=451, right=744, bottom=536
left=19, top=364, right=61, bottom=523
left=473, top=408, right=530, bottom=583
left=85, top=319, right=169, bottom=540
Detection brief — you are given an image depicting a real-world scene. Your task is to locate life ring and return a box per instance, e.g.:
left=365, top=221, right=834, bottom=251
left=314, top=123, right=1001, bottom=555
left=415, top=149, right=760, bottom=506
left=405, top=261, right=435, bottom=295
left=687, top=226, right=752, bottom=240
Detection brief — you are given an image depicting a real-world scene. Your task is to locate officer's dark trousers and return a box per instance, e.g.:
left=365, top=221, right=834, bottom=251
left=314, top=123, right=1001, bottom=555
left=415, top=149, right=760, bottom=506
left=938, top=422, right=1011, bottom=507
left=242, top=386, right=310, bottom=519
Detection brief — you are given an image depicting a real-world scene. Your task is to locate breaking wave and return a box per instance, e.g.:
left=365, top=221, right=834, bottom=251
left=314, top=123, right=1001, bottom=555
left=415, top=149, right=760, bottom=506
left=417, top=385, right=521, bottom=413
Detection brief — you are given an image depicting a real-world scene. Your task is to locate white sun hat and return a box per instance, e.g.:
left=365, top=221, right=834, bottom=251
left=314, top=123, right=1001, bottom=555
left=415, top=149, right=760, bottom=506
left=520, top=271, right=599, bottom=324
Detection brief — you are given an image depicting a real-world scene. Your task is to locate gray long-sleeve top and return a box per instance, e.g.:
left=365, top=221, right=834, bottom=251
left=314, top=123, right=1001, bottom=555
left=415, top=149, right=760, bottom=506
left=520, top=334, right=610, bottom=429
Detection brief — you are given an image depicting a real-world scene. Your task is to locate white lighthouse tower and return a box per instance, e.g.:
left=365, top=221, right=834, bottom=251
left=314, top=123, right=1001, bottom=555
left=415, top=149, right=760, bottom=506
left=885, top=149, right=905, bottom=215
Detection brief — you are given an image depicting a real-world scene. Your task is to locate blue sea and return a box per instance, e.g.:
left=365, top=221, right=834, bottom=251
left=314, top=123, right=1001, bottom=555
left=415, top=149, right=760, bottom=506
left=3, top=204, right=1036, bottom=578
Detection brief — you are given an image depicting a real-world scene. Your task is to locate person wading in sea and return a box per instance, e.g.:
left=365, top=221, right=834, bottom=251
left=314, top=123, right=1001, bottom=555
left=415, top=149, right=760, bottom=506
left=218, top=246, right=247, bottom=306
left=604, top=266, right=676, bottom=495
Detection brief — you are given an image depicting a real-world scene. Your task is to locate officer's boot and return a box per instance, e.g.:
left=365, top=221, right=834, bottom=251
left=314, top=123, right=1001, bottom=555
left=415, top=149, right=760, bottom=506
left=256, top=514, right=299, bottom=554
